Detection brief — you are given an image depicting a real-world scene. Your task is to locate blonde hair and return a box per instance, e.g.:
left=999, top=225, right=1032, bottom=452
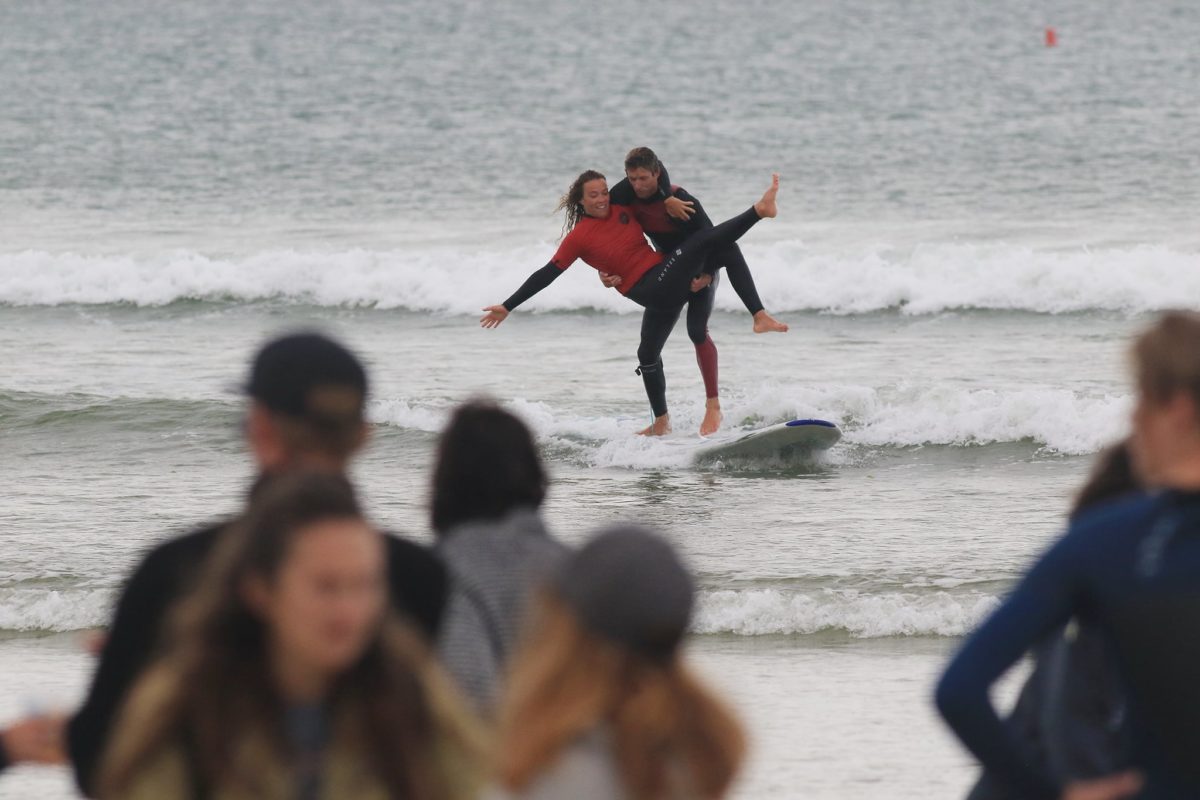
left=495, top=593, right=745, bottom=800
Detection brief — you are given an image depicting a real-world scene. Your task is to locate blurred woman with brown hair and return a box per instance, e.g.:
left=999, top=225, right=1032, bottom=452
left=493, top=525, right=745, bottom=800
left=99, top=472, right=483, bottom=800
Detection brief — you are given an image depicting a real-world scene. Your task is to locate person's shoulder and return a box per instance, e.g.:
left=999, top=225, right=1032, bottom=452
left=130, top=519, right=232, bottom=581
left=512, top=729, right=623, bottom=800
left=608, top=177, right=635, bottom=205
left=1067, top=491, right=1161, bottom=540
left=382, top=531, right=446, bottom=572
left=104, top=732, right=190, bottom=800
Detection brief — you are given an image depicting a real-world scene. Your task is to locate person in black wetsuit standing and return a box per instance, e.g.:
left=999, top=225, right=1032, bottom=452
left=601, top=147, right=788, bottom=436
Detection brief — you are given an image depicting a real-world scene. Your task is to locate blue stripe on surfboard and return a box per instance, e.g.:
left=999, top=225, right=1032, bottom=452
left=785, top=419, right=838, bottom=428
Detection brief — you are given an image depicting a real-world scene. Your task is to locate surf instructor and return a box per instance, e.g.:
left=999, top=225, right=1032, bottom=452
left=480, top=172, right=780, bottom=436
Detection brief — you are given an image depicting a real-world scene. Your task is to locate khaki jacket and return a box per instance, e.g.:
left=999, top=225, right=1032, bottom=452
left=112, top=717, right=480, bottom=800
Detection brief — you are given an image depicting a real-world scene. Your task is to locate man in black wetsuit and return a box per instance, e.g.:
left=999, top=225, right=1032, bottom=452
left=1, top=332, right=449, bottom=796
left=604, top=147, right=788, bottom=436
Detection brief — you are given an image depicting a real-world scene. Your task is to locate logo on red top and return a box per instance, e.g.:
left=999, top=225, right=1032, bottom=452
left=619, top=212, right=630, bottom=224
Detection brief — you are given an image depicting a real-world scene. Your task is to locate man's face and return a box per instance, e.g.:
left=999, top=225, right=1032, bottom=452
left=626, top=167, right=660, bottom=200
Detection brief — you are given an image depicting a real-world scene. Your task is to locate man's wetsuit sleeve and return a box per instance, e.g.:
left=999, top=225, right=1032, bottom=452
left=672, top=187, right=714, bottom=232
left=0, top=739, right=9, bottom=772
left=609, top=177, right=636, bottom=206
left=66, top=530, right=216, bottom=796
left=502, top=262, right=563, bottom=311
left=934, top=531, right=1089, bottom=799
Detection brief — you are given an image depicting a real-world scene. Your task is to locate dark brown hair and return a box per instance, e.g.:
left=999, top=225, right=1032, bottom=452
left=430, top=399, right=546, bottom=535
left=1070, top=440, right=1139, bottom=519
left=495, top=593, right=745, bottom=800
left=554, top=169, right=606, bottom=237
left=100, top=473, right=482, bottom=799
left=624, top=146, right=663, bottom=175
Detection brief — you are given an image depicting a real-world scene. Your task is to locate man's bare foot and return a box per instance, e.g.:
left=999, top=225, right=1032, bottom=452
left=753, top=310, right=789, bottom=333
left=637, top=414, right=672, bottom=436
left=699, top=399, right=723, bottom=436
left=754, top=173, right=780, bottom=219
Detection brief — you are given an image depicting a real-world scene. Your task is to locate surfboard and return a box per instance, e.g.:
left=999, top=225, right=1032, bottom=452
left=692, top=419, right=841, bottom=464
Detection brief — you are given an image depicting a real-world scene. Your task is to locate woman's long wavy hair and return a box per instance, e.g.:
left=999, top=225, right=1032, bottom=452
left=495, top=592, right=746, bottom=800
left=99, top=473, right=483, bottom=799
left=555, top=169, right=606, bottom=238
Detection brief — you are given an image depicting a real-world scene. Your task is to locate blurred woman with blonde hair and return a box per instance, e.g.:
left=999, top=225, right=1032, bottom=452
left=99, top=472, right=483, bottom=800
left=493, top=525, right=745, bottom=800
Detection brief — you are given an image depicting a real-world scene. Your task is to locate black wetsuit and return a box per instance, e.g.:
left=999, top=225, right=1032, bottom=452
left=609, top=167, right=765, bottom=315
left=609, top=169, right=766, bottom=418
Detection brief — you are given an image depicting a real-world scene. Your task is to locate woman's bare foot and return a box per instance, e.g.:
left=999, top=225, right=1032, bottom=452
left=638, top=414, right=672, bottom=436
left=699, top=399, right=723, bottom=436
left=753, top=310, right=789, bottom=333
left=754, top=174, right=780, bottom=219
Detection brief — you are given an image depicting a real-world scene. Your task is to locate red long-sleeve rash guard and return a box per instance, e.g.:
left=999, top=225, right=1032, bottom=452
left=550, top=205, right=662, bottom=294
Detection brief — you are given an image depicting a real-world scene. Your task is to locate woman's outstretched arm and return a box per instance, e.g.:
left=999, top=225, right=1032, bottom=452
left=480, top=262, right=563, bottom=327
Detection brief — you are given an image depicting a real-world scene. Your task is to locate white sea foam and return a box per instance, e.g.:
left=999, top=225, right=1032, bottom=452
left=0, top=589, right=110, bottom=633
left=0, top=583, right=994, bottom=638
left=370, top=382, right=1129, bottom=466
left=694, top=587, right=1000, bottom=638
left=0, top=242, right=1195, bottom=314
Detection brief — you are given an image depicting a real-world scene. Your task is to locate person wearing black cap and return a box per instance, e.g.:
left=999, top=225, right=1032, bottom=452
left=41, top=331, right=450, bottom=797
left=492, top=525, right=746, bottom=800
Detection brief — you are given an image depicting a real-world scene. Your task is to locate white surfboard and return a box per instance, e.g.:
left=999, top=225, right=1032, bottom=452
left=692, top=419, right=841, bottom=464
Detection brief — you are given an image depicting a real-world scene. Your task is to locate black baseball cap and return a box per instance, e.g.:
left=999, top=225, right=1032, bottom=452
left=244, top=332, right=368, bottom=425
left=556, top=525, right=695, bottom=661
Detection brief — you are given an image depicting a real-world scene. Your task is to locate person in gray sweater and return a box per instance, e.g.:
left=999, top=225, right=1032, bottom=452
left=431, top=400, right=570, bottom=712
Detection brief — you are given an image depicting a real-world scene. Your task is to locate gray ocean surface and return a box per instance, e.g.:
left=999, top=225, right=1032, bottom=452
left=1, top=0, right=1198, bottom=797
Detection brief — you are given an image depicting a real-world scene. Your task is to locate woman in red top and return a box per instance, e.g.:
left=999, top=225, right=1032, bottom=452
left=480, top=171, right=779, bottom=436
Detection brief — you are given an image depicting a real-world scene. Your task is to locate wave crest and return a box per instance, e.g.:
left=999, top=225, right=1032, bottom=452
left=0, top=242, right=1195, bottom=314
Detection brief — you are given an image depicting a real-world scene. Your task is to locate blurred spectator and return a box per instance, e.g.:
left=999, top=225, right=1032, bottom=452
left=99, top=472, right=482, bottom=800
left=432, top=400, right=569, bottom=712
left=493, top=525, right=745, bottom=800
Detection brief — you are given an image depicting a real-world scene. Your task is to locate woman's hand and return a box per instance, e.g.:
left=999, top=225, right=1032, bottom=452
left=664, top=195, right=695, bottom=221
left=598, top=271, right=622, bottom=289
left=480, top=306, right=509, bottom=328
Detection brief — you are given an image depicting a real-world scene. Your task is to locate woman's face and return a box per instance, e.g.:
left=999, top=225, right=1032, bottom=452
left=580, top=178, right=610, bottom=219
left=254, top=518, right=386, bottom=680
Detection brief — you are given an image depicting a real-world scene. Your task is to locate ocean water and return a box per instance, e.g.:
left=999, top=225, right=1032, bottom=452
left=1, top=0, right=1198, bottom=797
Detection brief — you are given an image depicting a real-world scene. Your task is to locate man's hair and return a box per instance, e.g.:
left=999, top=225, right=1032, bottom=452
left=624, top=147, right=662, bottom=175
left=1132, top=311, right=1200, bottom=409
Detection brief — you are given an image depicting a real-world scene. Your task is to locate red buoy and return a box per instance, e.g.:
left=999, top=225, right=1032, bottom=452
left=1045, top=27, right=1058, bottom=47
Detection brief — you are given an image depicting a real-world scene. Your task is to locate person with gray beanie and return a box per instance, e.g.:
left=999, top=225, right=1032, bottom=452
left=491, top=525, right=746, bottom=800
